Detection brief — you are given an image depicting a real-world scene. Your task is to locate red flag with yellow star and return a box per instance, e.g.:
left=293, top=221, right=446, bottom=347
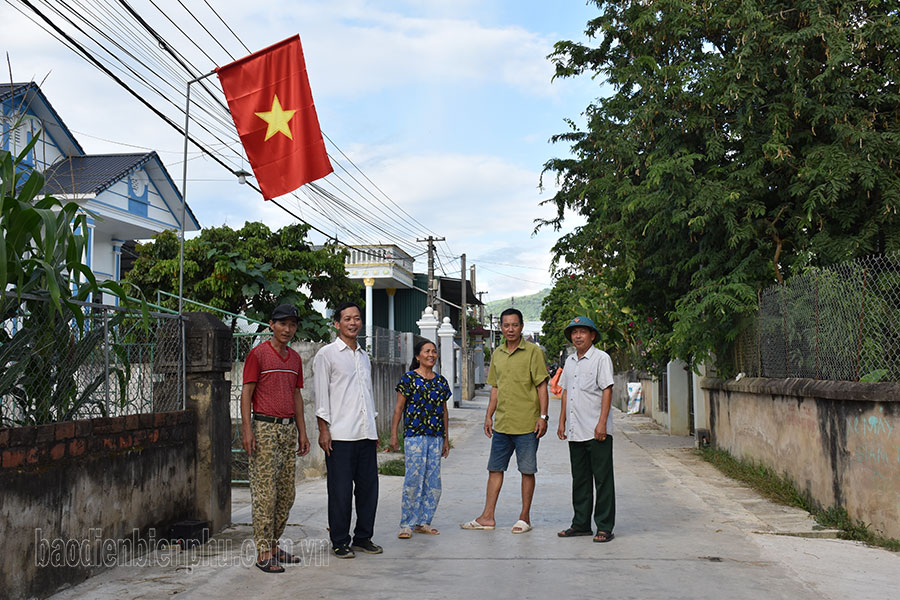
left=216, top=35, right=332, bottom=199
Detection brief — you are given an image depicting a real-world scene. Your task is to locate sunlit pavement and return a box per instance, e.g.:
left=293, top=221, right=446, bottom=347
left=50, top=388, right=899, bottom=600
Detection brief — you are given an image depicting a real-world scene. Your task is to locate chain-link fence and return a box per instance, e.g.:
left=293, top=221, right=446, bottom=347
left=367, top=325, right=410, bottom=365
left=1, top=292, right=184, bottom=427
left=728, top=252, right=900, bottom=382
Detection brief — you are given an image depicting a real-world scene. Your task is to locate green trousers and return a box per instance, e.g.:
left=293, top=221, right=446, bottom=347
left=568, top=436, right=615, bottom=533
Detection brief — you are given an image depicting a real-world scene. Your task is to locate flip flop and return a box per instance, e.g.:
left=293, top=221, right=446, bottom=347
left=414, top=524, right=440, bottom=535
left=557, top=528, right=592, bottom=538
left=593, top=531, right=615, bottom=543
left=511, top=520, right=533, bottom=534
left=460, top=519, right=495, bottom=530
left=398, top=528, right=412, bottom=539
left=275, top=549, right=301, bottom=564
left=255, top=558, right=285, bottom=573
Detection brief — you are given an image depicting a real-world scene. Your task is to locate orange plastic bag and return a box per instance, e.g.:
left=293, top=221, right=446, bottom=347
left=550, top=368, right=563, bottom=397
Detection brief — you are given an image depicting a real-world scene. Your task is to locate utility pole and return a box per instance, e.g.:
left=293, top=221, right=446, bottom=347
left=460, top=253, right=468, bottom=403
left=488, top=313, right=495, bottom=350
left=469, top=264, right=477, bottom=322
left=477, top=291, right=485, bottom=325
left=417, top=236, right=445, bottom=310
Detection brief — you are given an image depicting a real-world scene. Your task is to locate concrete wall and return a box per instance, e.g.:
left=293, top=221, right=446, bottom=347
left=641, top=376, right=666, bottom=428
left=701, top=377, right=900, bottom=540
left=0, top=412, right=196, bottom=600
left=668, top=360, right=691, bottom=436
left=612, top=372, right=630, bottom=412
left=293, top=341, right=327, bottom=480
left=372, top=359, right=406, bottom=437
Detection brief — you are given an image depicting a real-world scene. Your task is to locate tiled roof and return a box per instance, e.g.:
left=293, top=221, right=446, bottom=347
left=2, top=82, right=86, bottom=156
left=42, top=153, right=152, bottom=196
left=0, top=82, right=31, bottom=101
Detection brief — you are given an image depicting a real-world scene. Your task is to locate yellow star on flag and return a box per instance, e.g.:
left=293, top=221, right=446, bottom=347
left=255, top=94, right=297, bottom=141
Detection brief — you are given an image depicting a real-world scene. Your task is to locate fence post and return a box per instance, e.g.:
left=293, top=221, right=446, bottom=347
left=438, top=317, right=459, bottom=407
left=103, top=311, right=110, bottom=414
left=417, top=306, right=439, bottom=346
left=181, top=312, right=233, bottom=534
left=856, top=269, right=869, bottom=381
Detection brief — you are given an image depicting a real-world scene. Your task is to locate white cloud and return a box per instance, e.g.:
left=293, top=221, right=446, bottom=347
left=3, top=0, right=594, bottom=305
left=197, top=0, right=561, bottom=98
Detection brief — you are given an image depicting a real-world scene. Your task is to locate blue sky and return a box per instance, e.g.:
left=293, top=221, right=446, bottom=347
left=4, top=0, right=605, bottom=302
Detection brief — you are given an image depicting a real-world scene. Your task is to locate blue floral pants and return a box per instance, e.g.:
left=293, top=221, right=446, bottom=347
left=400, top=435, right=443, bottom=528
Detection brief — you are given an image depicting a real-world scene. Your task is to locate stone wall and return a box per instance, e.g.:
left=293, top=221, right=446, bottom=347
left=0, top=412, right=196, bottom=600
left=701, top=377, right=900, bottom=539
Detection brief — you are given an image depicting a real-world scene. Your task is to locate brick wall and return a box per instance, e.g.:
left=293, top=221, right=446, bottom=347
left=0, top=412, right=197, bottom=600
left=0, top=412, right=194, bottom=470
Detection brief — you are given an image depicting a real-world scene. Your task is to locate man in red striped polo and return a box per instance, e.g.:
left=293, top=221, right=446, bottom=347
left=240, top=303, right=311, bottom=573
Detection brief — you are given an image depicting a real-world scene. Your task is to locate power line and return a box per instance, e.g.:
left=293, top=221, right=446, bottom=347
left=11, top=0, right=435, bottom=263
left=478, top=265, right=551, bottom=287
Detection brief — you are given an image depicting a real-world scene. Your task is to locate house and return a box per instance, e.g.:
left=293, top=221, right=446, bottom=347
left=343, top=244, right=481, bottom=336
left=1, top=82, right=199, bottom=302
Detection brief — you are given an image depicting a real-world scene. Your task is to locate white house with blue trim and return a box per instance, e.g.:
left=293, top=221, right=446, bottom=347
left=1, top=82, right=200, bottom=302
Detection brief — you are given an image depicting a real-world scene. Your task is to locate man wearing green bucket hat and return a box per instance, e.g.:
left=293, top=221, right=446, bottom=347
left=556, top=316, right=616, bottom=543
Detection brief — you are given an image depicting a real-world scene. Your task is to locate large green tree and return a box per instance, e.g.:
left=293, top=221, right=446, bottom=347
left=125, top=222, right=359, bottom=340
left=541, top=0, right=900, bottom=367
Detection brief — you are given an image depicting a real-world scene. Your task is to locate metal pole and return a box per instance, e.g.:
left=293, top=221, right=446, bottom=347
left=180, top=70, right=216, bottom=409
left=103, top=311, right=110, bottom=414
left=460, top=253, right=468, bottom=403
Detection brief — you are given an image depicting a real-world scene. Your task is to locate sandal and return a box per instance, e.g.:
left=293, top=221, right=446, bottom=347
left=593, top=531, right=615, bottom=543
left=414, top=524, right=440, bottom=535
left=275, top=549, right=301, bottom=564
left=398, top=527, right=412, bottom=539
left=255, top=557, right=285, bottom=573
left=557, top=528, right=592, bottom=538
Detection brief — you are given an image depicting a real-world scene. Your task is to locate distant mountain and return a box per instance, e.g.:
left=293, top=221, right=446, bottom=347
left=483, top=289, right=550, bottom=322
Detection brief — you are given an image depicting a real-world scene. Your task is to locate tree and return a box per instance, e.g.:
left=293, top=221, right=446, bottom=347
left=125, top=222, right=359, bottom=340
left=540, top=272, right=665, bottom=373
left=540, top=0, right=900, bottom=367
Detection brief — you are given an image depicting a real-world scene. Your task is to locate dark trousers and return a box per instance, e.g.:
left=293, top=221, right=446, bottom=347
left=569, top=436, right=615, bottom=533
left=325, top=439, right=379, bottom=547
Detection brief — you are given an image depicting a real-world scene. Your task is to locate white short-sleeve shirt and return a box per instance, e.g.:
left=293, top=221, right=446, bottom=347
left=560, top=345, right=615, bottom=442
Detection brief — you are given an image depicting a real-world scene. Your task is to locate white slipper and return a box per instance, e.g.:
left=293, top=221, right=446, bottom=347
left=511, top=519, right=532, bottom=534
left=460, top=519, right=495, bottom=530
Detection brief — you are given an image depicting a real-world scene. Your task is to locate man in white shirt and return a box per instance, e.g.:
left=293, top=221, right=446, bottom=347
left=314, top=302, right=382, bottom=558
left=556, top=316, right=616, bottom=543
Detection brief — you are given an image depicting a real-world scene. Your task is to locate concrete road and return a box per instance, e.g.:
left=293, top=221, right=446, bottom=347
left=50, top=389, right=899, bottom=600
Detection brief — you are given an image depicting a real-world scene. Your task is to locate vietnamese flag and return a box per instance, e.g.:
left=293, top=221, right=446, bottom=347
left=216, top=35, right=333, bottom=199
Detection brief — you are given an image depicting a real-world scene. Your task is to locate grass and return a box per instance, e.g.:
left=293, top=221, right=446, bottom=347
left=378, top=429, right=404, bottom=453
left=698, top=447, right=900, bottom=552
left=378, top=458, right=405, bottom=476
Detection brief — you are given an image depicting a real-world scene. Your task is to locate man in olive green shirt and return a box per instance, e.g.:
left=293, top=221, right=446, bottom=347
left=461, top=308, right=549, bottom=534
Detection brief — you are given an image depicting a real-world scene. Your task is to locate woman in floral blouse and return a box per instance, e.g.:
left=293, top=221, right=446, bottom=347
left=390, top=339, right=451, bottom=539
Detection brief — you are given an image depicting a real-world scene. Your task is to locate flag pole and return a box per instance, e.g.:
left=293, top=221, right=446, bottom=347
left=180, top=70, right=216, bottom=409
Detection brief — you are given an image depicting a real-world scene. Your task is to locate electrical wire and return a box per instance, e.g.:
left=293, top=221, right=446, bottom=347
left=9, top=0, right=438, bottom=263
left=478, top=265, right=551, bottom=287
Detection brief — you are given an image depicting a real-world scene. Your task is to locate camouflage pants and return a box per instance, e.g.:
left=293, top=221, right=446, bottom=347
left=249, top=420, right=296, bottom=554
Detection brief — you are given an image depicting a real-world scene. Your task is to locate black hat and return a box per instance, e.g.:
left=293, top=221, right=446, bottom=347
left=271, top=304, right=299, bottom=321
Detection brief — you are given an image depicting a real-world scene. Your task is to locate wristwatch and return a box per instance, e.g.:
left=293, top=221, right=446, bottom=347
left=540, top=414, right=549, bottom=422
